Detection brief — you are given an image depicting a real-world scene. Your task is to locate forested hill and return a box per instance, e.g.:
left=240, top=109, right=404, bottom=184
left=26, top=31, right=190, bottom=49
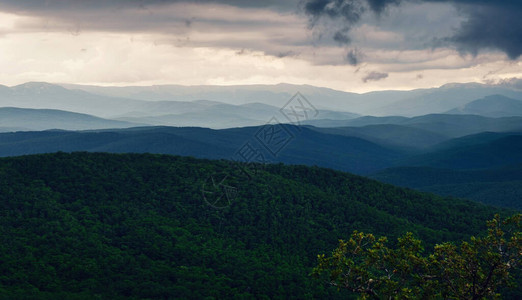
left=0, top=152, right=513, bottom=299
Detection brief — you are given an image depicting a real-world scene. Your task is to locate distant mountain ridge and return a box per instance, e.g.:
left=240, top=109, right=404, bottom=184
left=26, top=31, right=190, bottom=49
left=114, top=102, right=360, bottom=129
left=2, top=81, right=522, bottom=211
left=60, top=81, right=522, bottom=116
left=305, top=114, right=522, bottom=138
left=446, top=95, right=522, bottom=117
left=0, top=107, right=142, bottom=131
left=0, top=126, right=403, bottom=174
left=1, top=81, right=521, bottom=130
left=2, top=123, right=522, bottom=177
left=0, top=82, right=144, bottom=118
left=1, top=82, right=362, bottom=129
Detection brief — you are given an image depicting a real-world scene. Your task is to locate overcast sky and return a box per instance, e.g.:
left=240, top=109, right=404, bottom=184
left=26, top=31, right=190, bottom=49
left=0, top=0, right=520, bottom=92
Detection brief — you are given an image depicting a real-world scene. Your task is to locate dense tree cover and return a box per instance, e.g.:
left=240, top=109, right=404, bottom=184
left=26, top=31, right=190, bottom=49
left=422, top=181, right=522, bottom=210
left=312, top=214, right=521, bottom=299
left=0, top=152, right=516, bottom=299
left=372, top=166, right=522, bottom=210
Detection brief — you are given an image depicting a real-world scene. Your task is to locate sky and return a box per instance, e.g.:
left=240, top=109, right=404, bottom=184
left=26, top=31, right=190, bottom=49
left=0, top=0, right=520, bottom=93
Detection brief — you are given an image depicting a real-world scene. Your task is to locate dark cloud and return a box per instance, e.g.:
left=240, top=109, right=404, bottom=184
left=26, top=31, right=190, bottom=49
left=345, top=48, right=361, bottom=65
left=3, top=0, right=521, bottom=64
left=366, top=0, right=400, bottom=14
left=303, top=0, right=522, bottom=59
left=333, top=31, right=351, bottom=44
left=447, top=2, right=522, bottom=59
left=362, top=71, right=388, bottom=82
left=304, top=0, right=367, bottom=51
left=304, top=0, right=366, bottom=23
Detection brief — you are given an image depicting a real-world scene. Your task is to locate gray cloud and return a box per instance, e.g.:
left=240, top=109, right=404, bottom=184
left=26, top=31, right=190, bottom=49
left=345, top=48, right=362, bottom=65
left=2, top=0, right=520, bottom=71
left=303, top=0, right=522, bottom=59
left=304, top=0, right=367, bottom=47
left=0, top=0, right=297, bottom=10
left=304, top=0, right=366, bottom=24
left=447, top=2, right=522, bottom=59
left=366, top=0, right=400, bottom=14
left=333, top=31, right=351, bottom=44
left=362, top=71, right=388, bottom=82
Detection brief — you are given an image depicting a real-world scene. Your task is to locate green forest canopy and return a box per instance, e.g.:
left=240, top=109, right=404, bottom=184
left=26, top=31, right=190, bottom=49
left=0, top=152, right=517, bottom=299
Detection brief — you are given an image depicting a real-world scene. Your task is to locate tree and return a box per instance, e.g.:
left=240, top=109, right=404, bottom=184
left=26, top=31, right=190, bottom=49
left=312, top=214, right=521, bottom=299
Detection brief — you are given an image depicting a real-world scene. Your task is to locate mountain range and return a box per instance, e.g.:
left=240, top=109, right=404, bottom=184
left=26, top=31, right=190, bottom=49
left=0, top=126, right=402, bottom=174
left=1, top=81, right=522, bottom=210
left=1, top=81, right=521, bottom=298
left=60, top=82, right=522, bottom=117
left=2, top=82, right=522, bottom=125
left=1, top=124, right=522, bottom=210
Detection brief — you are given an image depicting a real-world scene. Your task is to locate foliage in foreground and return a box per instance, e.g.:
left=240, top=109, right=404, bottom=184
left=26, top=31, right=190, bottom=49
left=313, top=214, right=522, bottom=299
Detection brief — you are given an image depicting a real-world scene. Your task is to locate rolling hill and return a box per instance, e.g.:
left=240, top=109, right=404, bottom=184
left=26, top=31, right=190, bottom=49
left=0, top=152, right=511, bottom=299
left=371, top=165, right=522, bottom=209
left=0, top=126, right=404, bottom=174
left=2, top=124, right=522, bottom=177
left=371, top=132, right=522, bottom=209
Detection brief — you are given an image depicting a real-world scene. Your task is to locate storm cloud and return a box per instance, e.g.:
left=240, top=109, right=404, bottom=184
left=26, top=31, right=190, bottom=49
left=448, top=2, right=522, bottom=59
left=303, top=0, right=522, bottom=59
left=0, top=0, right=519, bottom=90
left=3, top=0, right=521, bottom=60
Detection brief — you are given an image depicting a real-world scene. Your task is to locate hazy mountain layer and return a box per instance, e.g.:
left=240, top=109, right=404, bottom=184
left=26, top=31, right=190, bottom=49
left=0, top=107, right=142, bottom=131
left=446, top=95, right=522, bottom=117
left=305, top=114, right=522, bottom=138
left=56, top=81, right=522, bottom=116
